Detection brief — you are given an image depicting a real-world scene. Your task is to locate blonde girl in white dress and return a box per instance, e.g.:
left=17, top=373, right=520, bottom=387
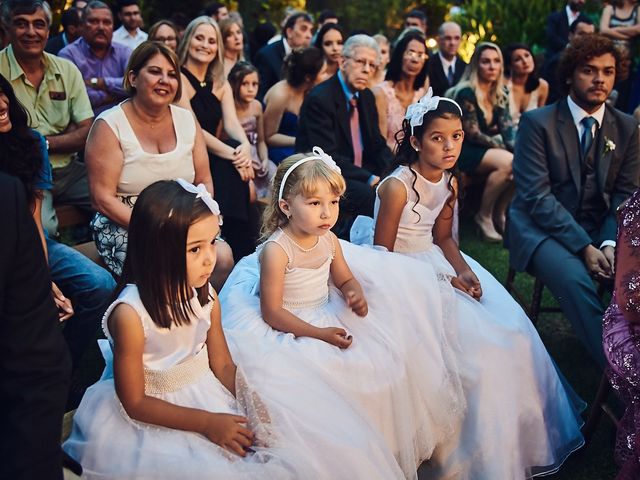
left=220, top=149, right=466, bottom=479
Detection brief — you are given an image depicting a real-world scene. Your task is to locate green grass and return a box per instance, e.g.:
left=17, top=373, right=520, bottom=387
left=459, top=220, right=617, bottom=480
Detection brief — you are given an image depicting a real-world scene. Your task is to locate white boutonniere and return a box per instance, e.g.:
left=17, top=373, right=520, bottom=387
left=604, top=137, right=616, bottom=154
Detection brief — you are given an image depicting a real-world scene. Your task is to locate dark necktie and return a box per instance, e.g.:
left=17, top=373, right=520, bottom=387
left=580, top=116, right=597, bottom=156
left=447, top=65, right=455, bottom=85
left=349, top=97, right=363, bottom=167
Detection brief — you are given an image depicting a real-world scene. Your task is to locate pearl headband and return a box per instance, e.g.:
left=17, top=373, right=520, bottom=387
left=277, top=146, right=342, bottom=202
left=405, top=87, right=463, bottom=136
left=175, top=178, right=222, bottom=224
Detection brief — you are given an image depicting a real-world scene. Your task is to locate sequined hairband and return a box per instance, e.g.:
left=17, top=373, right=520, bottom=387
left=175, top=178, right=222, bottom=224
left=405, top=87, right=463, bottom=135
left=277, top=146, right=342, bottom=202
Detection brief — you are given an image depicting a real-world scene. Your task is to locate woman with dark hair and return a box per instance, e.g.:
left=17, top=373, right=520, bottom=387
left=313, top=23, right=344, bottom=77
left=503, top=43, right=548, bottom=128
left=373, top=30, right=428, bottom=150
left=447, top=42, right=514, bottom=242
left=148, top=20, right=179, bottom=51
left=263, top=46, right=326, bottom=164
left=0, top=73, right=116, bottom=372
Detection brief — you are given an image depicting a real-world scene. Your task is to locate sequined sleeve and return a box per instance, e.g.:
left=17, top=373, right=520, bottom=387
left=615, top=189, right=640, bottom=323
left=456, top=88, right=503, bottom=150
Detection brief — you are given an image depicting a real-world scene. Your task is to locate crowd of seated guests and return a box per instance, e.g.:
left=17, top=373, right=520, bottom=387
left=3, top=0, right=640, bottom=477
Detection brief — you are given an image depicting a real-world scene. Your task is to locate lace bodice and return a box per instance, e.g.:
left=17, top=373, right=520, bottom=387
left=260, top=229, right=336, bottom=309
left=374, top=166, right=452, bottom=253
left=102, top=284, right=213, bottom=371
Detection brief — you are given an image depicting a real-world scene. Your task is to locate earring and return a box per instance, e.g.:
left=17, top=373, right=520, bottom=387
left=414, top=147, right=420, bottom=152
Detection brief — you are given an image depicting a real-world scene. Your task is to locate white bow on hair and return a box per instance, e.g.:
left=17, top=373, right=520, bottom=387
left=175, top=178, right=222, bottom=220
left=278, top=146, right=341, bottom=201
left=405, top=87, right=463, bottom=135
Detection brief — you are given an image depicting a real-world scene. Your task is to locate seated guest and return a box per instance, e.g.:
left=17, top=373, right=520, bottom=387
left=543, top=17, right=595, bottom=105
left=428, top=21, right=467, bottom=96
left=317, top=9, right=338, bottom=28
left=503, top=43, right=548, bottom=128
left=545, top=0, right=589, bottom=60
left=203, top=1, right=229, bottom=22
left=87, top=41, right=233, bottom=288
left=264, top=47, right=326, bottom=165
left=604, top=188, right=640, bottom=479
left=45, top=7, right=81, bottom=55
left=313, top=23, right=344, bottom=78
left=506, top=34, right=639, bottom=368
left=254, top=11, right=313, bottom=100
left=0, top=0, right=94, bottom=234
left=0, top=72, right=115, bottom=374
left=147, top=19, right=178, bottom=52
left=373, top=29, right=428, bottom=150
left=403, top=9, right=427, bottom=34
left=219, top=17, right=244, bottom=77
left=0, top=171, right=70, bottom=480
left=60, top=1, right=131, bottom=115
left=177, top=17, right=256, bottom=261
left=448, top=42, right=515, bottom=242
left=296, top=34, right=392, bottom=219
left=599, top=0, right=640, bottom=113
left=112, top=0, right=147, bottom=50
left=370, top=33, right=390, bottom=87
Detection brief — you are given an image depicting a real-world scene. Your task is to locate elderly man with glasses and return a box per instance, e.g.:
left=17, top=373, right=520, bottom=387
left=296, top=34, right=392, bottom=227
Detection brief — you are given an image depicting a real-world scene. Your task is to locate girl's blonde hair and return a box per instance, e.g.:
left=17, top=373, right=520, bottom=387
left=260, top=153, right=346, bottom=241
left=177, top=16, right=225, bottom=87
left=448, top=42, right=509, bottom=110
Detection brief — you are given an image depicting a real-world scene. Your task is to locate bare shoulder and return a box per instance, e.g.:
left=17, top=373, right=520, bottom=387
left=107, top=302, right=143, bottom=339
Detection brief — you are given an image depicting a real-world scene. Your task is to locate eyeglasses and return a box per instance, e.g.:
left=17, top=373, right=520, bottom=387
left=404, top=49, right=428, bottom=61
left=346, top=56, right=380, bottom=71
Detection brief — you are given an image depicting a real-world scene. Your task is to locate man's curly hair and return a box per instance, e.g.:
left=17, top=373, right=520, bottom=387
left=557, top=34, right=629, bottom=94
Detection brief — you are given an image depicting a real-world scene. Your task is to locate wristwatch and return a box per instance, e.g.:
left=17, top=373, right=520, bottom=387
left=90, top=77, right=98, bottom=86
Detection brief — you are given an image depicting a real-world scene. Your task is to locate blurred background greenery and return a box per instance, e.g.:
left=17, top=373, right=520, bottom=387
left=49, top=1, right=606, bottom=61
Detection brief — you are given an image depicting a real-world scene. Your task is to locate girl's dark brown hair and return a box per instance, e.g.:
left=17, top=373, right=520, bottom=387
left=118, top=180, right=214, bottom=329
left=392, top=100, right=463, bottom=221
left=228, top=61, right=258, bottom=101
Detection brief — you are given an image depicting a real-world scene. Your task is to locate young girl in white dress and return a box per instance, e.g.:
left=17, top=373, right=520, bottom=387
left=220, top=149, right=466, bottom=479
left=63, top=179, right=401, bottom=479
left=351, top=90, right=586, bottom=479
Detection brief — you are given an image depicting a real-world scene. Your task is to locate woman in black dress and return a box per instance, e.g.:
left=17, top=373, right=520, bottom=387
left=177, top=16, right=256, bottom=260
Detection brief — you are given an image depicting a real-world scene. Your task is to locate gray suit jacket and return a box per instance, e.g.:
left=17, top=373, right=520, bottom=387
left=506, top=98, right=640, bottom=271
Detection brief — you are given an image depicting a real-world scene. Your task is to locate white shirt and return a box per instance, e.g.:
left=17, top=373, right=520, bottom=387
left=566, top=95, right=605, bottom=139
left=112, top=25, right=148, bottom=50
left=566, top=95, right=614, bottom=247
left=438, top=52, right=456, bottom=78
left=565, top=5, right=581, bottom=26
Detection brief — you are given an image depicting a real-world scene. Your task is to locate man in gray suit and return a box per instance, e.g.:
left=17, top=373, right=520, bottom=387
left=506, top=34, right=640, bottom=367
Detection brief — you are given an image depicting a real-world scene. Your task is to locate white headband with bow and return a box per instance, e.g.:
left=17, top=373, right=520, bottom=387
left=175, top=178, right=222, bottom=223
left=278, top=146, right=342, bottom=202
left=405, top=87, right=463, bottom=135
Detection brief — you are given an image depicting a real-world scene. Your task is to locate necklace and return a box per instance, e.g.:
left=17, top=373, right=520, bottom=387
left=280, top=228, right=319, bottom=252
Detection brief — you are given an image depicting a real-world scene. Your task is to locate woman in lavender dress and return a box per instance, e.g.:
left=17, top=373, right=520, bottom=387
left=603, top=188, right=640, bottom=479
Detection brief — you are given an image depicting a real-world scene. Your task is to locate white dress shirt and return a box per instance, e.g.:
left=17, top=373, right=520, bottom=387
left=112, top=25, right=148, bottom=50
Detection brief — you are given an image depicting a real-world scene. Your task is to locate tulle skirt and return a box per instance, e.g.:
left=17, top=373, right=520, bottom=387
left=219, top=243, right=467, bottom=479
